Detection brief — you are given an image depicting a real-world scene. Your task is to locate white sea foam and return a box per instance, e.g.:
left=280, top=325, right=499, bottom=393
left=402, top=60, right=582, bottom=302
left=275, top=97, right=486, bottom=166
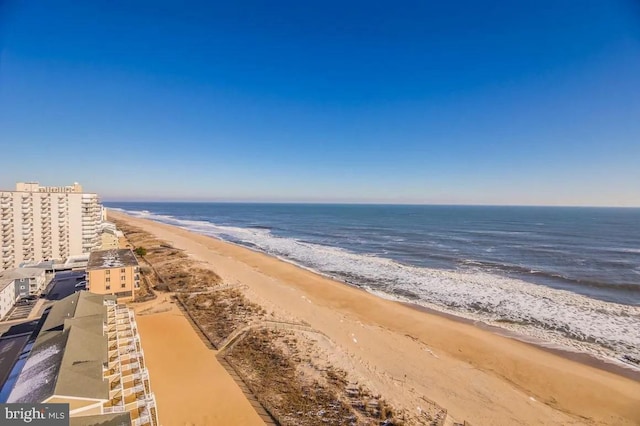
left=125, top=209, right=640, bottom=369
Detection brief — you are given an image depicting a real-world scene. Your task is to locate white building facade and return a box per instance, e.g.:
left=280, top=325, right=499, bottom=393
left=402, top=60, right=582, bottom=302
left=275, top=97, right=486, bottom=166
left=0, top=267, right=47, bottom=298
left=1, top=182, right=103, bottom=270
left=0, top=277, right=17, bottom=319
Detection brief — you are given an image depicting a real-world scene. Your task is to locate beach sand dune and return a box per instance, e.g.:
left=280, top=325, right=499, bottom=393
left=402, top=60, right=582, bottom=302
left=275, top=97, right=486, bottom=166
left=112, top=210, right=640, bottom=426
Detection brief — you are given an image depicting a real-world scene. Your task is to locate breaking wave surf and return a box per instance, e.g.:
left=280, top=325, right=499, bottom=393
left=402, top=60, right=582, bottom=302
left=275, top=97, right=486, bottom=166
left=120, top=208, right=640, bottom=371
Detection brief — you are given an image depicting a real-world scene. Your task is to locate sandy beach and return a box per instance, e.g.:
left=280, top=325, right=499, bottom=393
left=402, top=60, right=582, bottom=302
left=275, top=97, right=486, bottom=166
left=112, top=210, right=640, bottom=426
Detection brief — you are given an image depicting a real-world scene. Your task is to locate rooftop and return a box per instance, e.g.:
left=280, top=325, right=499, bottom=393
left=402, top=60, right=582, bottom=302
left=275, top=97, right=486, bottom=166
left=88, top=249, right=138, bottom=270
left=69, top=413, right=132, bottom=426
left=0, top=268, right=46, bottom=281
left=0, top=268, right=45, bottom=292
left=13, top=182, right=85, bottom=193
left=19, top=260, right=64, bottom=270
left=7, top=292, right=116, bottom=403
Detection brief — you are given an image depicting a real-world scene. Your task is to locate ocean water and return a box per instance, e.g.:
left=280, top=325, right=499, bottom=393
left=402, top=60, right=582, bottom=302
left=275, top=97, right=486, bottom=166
left=106, top=202, right=640, bottom=369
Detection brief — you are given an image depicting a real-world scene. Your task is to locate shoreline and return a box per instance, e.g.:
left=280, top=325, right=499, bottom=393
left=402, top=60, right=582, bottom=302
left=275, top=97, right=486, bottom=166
left=111, top=209, right=640, bottom=425
left=222, top=242, right=640, bottom=382
left=122, top=210, right=640, bottom=381
left=402, top=302, right=640, bottom=382
left=253, top=242, right=640, bottom=382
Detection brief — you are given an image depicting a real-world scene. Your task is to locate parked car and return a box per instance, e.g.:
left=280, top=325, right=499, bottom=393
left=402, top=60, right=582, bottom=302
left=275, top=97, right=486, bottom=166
left=75, top=281, right=87, bottom=288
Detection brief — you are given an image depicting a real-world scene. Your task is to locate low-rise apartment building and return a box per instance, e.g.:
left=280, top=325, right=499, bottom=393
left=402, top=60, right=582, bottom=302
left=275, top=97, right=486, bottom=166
left=0, top=267, right=47, bottom=298
left=0, top=277, right=16, bottom=319
left=99, top=222, right=125, bottom=250
left=6, top=291, right=158, bottom=425
left=87, top=250, right=140, bottom=300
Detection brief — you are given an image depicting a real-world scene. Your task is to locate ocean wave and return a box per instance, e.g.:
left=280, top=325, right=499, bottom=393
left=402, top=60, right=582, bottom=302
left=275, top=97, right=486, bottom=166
left=456, top=259, right=640, bottom=291
left=120, top=208, right=640, bottom=370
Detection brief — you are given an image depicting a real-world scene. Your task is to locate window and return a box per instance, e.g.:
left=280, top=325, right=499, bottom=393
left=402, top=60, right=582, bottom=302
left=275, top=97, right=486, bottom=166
left=106, top=285, right=110, bottom=290
left=121, top=276, right=126, bottom=281
left=106, top=278, right=110, bottom=282
left=121, top=283, right=126, bottom=288
left=121, top=268, right=126, bottom=273
left=105, top=270, right=110, bottom=275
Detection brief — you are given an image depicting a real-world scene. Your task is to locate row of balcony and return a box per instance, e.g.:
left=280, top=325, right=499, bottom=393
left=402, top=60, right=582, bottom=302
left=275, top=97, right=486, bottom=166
left=103, top=305, right=156, bottom=426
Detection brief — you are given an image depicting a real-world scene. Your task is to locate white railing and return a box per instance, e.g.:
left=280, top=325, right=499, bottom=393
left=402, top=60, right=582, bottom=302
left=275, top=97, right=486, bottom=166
left=122, top=360, right=140, bottom=370
left=145, top=393, right=156, bottom=407
left=132, top=414, right=151, bottom=426
left=103, top=405, right=125, bottom=414
left=124, top=383, right=145, bottom=396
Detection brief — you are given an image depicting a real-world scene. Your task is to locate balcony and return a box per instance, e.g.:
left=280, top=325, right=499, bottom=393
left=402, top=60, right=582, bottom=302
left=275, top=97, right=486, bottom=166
left=123, top=383, right=145, bottom=397
left=103, top=405, right=125, bottom=414
left=109, top=376, right=122, bottom=391
left=104, top=366, right=120, bottom=379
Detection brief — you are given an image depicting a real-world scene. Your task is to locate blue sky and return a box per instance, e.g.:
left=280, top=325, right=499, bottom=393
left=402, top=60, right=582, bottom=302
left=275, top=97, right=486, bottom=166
left=1, top=1, right=639, bottom=205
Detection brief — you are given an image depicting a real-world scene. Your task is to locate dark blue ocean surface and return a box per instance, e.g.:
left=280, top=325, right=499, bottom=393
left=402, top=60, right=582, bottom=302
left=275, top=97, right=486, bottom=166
left=106, top=202, right=640, bottom=367
left=107, top=203, right=639, bottom=304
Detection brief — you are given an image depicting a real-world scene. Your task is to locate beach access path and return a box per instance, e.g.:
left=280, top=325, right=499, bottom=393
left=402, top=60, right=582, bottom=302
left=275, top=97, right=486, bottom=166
left=133, top=295, right=265, bottom=426
left=112, top=210, right=640, bottom=426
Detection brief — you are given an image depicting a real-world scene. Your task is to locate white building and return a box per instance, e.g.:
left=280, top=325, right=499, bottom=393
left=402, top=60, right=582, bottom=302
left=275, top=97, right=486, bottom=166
left=0, top=267, right=47, bottom=298
left=0, top=182, right=103, bottom=270
left=0, top=275, right=17, bottom=319
left=99, top=222, right=125, bottom=250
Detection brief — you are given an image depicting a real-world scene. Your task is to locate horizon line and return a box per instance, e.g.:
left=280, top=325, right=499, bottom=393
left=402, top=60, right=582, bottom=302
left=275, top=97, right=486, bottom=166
left=102, top=200, right=640, bottom=209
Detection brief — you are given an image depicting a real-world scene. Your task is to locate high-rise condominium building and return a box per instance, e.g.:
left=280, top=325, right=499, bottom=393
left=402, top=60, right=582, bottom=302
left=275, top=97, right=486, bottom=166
left=0, top=182, right=103, bottom=270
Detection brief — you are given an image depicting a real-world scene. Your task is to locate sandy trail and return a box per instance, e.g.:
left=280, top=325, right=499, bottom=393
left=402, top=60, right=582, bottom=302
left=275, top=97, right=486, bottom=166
left=133, top=295, right=264, bottom=426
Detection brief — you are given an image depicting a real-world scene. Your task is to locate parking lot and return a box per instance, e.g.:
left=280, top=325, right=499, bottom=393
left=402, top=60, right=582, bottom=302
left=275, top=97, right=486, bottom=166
left=44, top=270, right=86, bottom=301
left=1, top=270, right=86, bottom=323
left=2, top=300, right=38, bottom=321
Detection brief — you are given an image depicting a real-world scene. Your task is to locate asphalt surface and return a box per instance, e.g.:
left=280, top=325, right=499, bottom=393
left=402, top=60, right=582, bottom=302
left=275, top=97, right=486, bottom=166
left=2, top=302, right=37, bottom=321
left=44, top=270, right=86, bottom=301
